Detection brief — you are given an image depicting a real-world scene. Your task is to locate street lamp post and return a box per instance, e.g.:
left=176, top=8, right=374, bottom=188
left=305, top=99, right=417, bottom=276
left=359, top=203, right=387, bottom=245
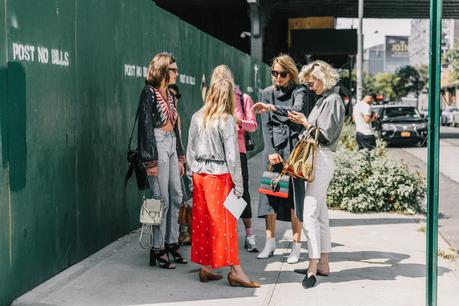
left=356, top=0, right=364, bottom=102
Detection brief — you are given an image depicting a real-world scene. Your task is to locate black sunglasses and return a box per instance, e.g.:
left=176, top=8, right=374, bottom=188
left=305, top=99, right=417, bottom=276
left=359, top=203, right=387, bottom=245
left=168, top=68, right=180, bottom=74
left=271, top=70, right=288, bottom=78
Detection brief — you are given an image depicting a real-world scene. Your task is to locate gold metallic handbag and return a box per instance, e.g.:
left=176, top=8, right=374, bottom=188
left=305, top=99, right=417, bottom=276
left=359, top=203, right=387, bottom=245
left=284, top=127, right=319, bottom=182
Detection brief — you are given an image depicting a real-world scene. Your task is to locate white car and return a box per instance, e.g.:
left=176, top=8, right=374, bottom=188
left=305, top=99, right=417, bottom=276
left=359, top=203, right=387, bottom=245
left=441, top=106, right=459, bottom=126
left=453, top=112, right=459, bottom=127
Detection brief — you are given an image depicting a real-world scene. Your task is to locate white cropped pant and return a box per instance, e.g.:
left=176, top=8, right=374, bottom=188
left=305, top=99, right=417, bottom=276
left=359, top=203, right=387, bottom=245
left=302, top=148, right=335, bottom=259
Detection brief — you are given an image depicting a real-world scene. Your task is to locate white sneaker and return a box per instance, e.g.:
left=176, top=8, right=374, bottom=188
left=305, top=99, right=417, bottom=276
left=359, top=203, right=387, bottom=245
left=257, top=237, right=276, bottom=259
left=287, top=242, right=302, bottom=264
left=244, top=235, right=259, bottom=252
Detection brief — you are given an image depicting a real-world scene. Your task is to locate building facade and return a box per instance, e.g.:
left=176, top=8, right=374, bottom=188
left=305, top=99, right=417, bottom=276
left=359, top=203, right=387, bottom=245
left=364, top=44, right=385, bottom=74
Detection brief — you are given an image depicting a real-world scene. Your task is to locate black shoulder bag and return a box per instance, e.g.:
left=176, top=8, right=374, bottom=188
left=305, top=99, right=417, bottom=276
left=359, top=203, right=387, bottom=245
left=239, top=93, right=255, bottom=151
left=125, top=94, right=153, bottom=190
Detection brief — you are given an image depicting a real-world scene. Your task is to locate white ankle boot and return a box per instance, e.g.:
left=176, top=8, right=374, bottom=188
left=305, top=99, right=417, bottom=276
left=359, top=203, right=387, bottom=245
left=287, top=242, right=302, bottom=264
left=257, top=237, right=276, bottom=259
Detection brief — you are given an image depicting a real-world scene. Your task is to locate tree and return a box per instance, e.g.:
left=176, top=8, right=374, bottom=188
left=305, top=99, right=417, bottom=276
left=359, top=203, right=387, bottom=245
left=373, top=72, right=400, bottom=102
left=363, top=73, right=376, bottom=97
left=395, top=65, right=425, bottom=107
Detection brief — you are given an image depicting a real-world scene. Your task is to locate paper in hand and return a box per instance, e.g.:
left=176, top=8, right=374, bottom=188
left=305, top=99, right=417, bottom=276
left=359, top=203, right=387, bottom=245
left=223, top=188, right=247, bottom=219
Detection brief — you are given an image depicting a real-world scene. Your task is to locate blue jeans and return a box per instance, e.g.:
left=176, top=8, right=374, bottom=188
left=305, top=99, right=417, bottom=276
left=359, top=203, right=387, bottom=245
left=148, top=129, right=183, bottom=248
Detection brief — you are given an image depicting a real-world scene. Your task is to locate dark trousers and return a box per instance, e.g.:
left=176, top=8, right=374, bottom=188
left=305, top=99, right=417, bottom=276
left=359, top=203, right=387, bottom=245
left=356, top=132, right=376, bottom=150
left=240, top=153, right=252, bottom=219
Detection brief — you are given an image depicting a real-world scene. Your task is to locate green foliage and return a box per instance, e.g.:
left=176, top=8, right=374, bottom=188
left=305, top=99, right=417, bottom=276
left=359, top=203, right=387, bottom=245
left=362, top=66, right=427, bottom=102
left=373, top=72, right=401, bottom=101
left=338, top=118, right=358, bottom=151
left=444, top=40, right=459, bottom=80
left=395, top=65, right=425, bottom=99
left=328, top=122, right=426, bottom=214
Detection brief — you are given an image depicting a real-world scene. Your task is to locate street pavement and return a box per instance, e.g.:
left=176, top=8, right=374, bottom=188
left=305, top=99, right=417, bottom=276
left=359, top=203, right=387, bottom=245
left=387, top=126, right=459, bottom=252
left=13, top=151, right=459, bottom=306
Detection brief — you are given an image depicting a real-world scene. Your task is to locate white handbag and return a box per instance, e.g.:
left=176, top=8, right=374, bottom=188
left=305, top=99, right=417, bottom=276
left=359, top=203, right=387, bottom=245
left=139, top=177, right=164, bottom=249
left=140, top=198, right=163, bottom=225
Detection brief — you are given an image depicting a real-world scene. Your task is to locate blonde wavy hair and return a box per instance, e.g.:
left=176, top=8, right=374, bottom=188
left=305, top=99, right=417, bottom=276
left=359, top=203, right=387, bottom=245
left=271, top=54, right=299, bottom=85
left=201, top=65, right=235, bottom=128
left=299, top=60, right=339, bottom=90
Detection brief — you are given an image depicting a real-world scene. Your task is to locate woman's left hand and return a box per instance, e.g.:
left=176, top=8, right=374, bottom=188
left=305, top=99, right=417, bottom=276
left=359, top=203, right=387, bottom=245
left=288, top=111, right=309, bottom=128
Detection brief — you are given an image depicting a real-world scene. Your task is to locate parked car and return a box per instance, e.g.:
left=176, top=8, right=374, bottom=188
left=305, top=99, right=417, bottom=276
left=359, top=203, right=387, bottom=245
left=377, top=105, right=428, bottom=147
left=441, top=106, right=459, bottom=126
left=453, top=112, right=459, bottom=127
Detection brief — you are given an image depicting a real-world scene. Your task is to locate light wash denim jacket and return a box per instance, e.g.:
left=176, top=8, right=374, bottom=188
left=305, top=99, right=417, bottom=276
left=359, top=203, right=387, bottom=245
left=186, top=109, right=244, bottom=196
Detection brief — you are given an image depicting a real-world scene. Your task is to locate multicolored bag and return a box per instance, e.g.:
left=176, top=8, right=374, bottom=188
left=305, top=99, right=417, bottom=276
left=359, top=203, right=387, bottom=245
left=258, top=164, right=290, bottom=198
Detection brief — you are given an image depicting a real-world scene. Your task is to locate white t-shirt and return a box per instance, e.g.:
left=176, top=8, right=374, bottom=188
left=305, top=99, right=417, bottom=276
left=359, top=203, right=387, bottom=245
left=353, top=101, right=374, bottom=135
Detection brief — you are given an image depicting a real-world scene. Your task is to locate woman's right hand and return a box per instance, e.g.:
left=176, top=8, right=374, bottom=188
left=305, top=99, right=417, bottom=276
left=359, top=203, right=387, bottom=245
left=146, top=166, right=159, bottom=177
left=268, top=153, right=282, bottom=165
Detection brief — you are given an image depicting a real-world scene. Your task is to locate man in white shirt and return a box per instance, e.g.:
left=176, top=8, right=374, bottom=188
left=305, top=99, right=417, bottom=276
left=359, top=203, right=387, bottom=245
left=353, top=94, right=378, bottom=150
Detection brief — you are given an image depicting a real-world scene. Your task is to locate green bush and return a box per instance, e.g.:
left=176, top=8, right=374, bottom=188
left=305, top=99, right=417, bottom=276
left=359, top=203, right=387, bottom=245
left=327, top=121, right=426, bottom=214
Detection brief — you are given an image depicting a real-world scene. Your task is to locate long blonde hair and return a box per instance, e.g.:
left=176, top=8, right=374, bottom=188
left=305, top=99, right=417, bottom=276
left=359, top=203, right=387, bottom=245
left=201, top=65, right=235, bottom=128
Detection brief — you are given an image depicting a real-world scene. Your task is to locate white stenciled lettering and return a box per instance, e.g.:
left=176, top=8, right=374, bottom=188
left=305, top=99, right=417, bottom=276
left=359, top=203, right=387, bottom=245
left=37, top=46, right=49, bottom=64
left=11, top=42, right=70, bottom=67
left=63, top=52, right=70, bottom=66
left=124, top=64, right=136, bottom=76
left=12, top=43, right=35, bottom=62
left=136, top=66, right=142, bottom=77
left=51, top=49, right=70, bottom=66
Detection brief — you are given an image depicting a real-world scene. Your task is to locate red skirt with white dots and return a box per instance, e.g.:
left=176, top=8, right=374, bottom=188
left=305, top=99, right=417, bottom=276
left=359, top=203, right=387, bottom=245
left=191, top=173, right=240, bottom=269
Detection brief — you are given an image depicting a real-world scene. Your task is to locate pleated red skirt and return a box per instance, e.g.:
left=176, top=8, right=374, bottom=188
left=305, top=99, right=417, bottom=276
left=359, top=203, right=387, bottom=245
left=191, top=173, right=240, bottom=269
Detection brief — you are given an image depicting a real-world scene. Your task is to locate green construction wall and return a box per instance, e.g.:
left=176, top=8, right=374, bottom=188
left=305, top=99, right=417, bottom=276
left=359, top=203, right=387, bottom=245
left=0, top=1, right=271, bottom=305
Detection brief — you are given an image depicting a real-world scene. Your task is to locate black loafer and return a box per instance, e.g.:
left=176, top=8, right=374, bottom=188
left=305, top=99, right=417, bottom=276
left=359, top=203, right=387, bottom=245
left=302, top=274, right=317, bottom=288
left=294, top=268, right=328, bottom=276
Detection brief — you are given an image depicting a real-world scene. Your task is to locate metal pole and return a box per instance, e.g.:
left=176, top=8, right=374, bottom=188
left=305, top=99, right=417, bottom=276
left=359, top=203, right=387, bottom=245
left=426, top=0, right=442, bottom=305
left=349, top=55, right=354, bottom=116
left=356, top=0, right=363, bottom=102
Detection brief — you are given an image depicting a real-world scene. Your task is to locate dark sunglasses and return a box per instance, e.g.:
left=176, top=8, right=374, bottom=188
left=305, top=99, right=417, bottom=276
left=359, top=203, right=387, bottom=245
left=168, top=68, right=179, bottom=74
left=306, top=82, right=315, bottom=88
left=271, top=70, right=288, bottom=78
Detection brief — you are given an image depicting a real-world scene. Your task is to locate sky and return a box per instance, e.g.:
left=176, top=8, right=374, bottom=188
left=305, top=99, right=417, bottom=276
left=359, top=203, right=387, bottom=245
left=336, top=18, right=412, bottom=49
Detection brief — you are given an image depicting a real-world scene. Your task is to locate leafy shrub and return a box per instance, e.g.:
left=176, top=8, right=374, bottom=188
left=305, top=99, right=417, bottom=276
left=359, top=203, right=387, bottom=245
left=327, top=122, right=425, bottom=214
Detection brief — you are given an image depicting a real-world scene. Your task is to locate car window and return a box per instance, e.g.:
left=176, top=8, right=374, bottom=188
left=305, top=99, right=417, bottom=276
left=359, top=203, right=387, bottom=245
left=384, top=107, right=420, bottom=119
left=446, top=107, right=459, bottom=112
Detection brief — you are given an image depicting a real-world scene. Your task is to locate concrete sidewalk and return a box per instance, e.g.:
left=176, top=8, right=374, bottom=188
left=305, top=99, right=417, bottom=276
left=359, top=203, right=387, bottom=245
left=13, top=153, right=459, bottom=306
